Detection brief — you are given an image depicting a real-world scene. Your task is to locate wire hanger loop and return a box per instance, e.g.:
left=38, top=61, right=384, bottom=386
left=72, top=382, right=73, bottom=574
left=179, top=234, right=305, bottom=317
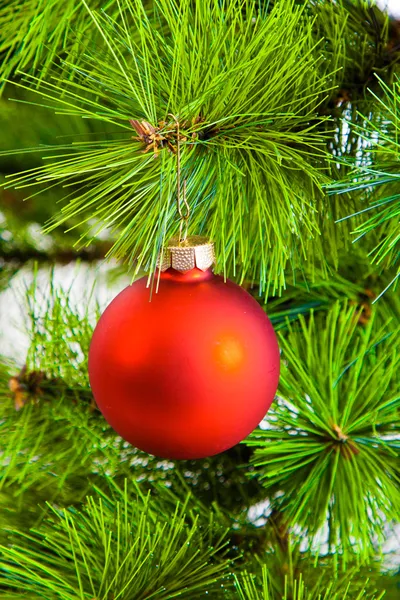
left=168, top=114, right=190, bottom=242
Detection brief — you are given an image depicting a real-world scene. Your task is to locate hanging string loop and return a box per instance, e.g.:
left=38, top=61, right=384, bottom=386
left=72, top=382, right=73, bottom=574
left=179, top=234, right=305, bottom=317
left=168, top=114, right=190, bottom=242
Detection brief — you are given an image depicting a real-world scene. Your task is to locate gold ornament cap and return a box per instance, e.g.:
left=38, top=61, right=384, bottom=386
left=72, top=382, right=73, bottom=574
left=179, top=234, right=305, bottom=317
left=158, top=235, right=215, bottom=272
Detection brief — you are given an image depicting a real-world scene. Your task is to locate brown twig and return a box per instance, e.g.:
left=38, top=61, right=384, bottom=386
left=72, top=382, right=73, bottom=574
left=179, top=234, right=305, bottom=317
left=129, top=116, right=217, bottom=158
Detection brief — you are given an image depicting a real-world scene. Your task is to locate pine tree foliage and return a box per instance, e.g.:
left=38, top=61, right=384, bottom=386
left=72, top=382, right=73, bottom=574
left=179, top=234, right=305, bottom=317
left=331, top=76, right=400, bottom=296
left=1, top=271, right=398, bottom=597
left=0, top=0, right=121, bottom=87
left=0, top=478, right=389, bottom=599
left=246, top=302, right=400, bottom=560
left=0, top=0, right=353, bottom=294
left=0, top=87, right=120, bottom=172
left=1, top=0, right=400, bottom=598
left=2, top=1, right=400, bottom=291
left=0, top=275, right=264, bottom=530
left=313, top=0, right=400, bottom=100
left=1, top=2, right=399, bottom=290
left=0, top=280, right=120, bottom=545
left=233, top=564, right=385, bottom=600
left=0, top=480, right=231, bottom=599
left=264, top=246, right=400, bottom=329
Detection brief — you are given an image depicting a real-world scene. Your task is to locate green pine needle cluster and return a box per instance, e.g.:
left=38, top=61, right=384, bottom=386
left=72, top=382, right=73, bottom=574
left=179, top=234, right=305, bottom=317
left=0, top=477, right=388, bottom=600
left=2, top=0, right=339, bottom=294
left=0, top=0, right=120, bottom=86
left=234, top=564, right=385, bottom=600
left=265, top=246, right=400, bottom=330
left=1, top=0, right=400, bottom=293
left=0, top=480, right=231, bottom=599
left=246, top=303, right=400, bottom=560
left=330, top=76, right=400, bottom=296
left=0, top=0, right=399, bottom=294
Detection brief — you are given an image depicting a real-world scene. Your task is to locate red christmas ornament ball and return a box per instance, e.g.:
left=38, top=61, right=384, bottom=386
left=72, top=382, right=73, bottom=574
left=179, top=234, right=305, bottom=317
left=88, top=267, right=280, bottom=459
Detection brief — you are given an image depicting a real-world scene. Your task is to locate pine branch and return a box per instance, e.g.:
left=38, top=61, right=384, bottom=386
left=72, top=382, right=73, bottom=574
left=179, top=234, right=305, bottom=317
left=229, top=522, right=392, bottom=598
left=0, top=0, right=122, bottom=88
left=232, top=564, right=385, bottom=600
left=0, top=184, right=113, bottom=267
left=0, top=280, right=115, bottom=514
left=329, top=76, right=400, bottom=297
left=0, top=0, right=341, bottom=295
left=0, top=89, right=121, bottom=264
left=264, top=247, right=400, bottom=329
left=312, top=0, right=400, bottom=108
left=246, top=302, right=400, bottom=561
left=0, top=479, right=231, bottom=599
left=0, top=88, right=123, bottom=172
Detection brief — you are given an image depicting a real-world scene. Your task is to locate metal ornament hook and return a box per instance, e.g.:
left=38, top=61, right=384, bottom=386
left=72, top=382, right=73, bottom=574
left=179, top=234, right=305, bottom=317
left=168, top=114, right=190, bottom=243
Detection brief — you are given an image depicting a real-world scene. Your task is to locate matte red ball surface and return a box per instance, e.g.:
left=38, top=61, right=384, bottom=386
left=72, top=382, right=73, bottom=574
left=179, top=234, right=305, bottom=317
left=88, top=268, right=280, bottom=459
